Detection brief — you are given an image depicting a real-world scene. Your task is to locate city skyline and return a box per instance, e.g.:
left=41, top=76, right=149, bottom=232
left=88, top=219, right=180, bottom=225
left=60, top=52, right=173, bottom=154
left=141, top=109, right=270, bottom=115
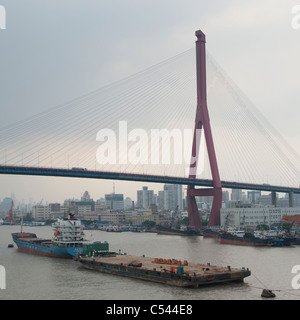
left=1, top=184, right=298, bottom=213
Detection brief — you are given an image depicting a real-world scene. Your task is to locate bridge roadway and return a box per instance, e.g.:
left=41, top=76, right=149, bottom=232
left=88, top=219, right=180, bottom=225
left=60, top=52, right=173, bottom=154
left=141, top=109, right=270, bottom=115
left=0, top=165, right=299, bottom=195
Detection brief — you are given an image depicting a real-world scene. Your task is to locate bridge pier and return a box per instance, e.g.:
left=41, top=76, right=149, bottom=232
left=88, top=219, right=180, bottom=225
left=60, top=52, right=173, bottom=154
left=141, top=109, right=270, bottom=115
left=289, top=192, right=294, bottom=207
left=271, top=191, right=277, bottom=207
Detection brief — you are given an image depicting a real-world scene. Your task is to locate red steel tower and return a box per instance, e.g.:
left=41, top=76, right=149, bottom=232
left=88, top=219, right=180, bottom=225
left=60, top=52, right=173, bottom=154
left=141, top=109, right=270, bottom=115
left=7, top=200, right=15, bottom=224
left=187, top=30, right=222, bottom=228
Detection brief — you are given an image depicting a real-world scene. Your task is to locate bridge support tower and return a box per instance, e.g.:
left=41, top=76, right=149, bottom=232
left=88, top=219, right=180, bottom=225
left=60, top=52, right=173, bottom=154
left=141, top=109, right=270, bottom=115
left=187, top=30, right=222, bottom=229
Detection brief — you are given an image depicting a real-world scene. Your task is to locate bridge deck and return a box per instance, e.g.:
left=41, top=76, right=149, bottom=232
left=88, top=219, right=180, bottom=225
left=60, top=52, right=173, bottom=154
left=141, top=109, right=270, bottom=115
left=0, top=165, right=299, bottom=194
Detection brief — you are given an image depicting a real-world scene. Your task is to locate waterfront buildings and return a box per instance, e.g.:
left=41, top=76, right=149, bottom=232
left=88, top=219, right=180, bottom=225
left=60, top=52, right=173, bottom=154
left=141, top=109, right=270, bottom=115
left=3, top=185, right=300, bottom=228
left=220, top=205, right=300, bottom=229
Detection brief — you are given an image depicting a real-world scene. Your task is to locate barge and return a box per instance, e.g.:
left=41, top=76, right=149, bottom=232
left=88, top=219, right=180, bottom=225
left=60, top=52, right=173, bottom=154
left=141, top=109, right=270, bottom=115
left=157, top=226, right=202, bottom=236
left=78, top=253, right=251, bottom=288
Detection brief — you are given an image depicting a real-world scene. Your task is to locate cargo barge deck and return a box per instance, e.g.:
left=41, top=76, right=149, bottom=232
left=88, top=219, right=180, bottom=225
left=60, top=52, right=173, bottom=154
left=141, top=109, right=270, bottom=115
left=79, top=254, right=251, bottom=288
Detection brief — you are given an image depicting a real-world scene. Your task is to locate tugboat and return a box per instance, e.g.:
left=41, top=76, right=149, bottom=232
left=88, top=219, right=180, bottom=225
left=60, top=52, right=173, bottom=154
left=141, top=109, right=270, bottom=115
left=12, top=212, right=106, bottom=258
left=220, top=229, right=274, bottom=247
left=220, top=228, right=293, bottom=247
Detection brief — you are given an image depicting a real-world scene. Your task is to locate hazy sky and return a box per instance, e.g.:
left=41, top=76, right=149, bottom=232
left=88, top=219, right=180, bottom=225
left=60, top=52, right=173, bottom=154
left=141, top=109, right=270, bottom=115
left=0, top=0, right=300, bottom=204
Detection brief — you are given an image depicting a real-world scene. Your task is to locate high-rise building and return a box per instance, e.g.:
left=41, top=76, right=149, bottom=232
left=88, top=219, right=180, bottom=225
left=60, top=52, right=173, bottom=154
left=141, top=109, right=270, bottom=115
left=247, top=191, right=261, bottom=203
left=231, top=189, right=243, bottom=201
left=137, top=186, right=154, bottom=209
left=159, top=184, right=183, bottom=210
left=158, top=191, right=164, bottom=210
left=222, top=191, right=230, bottom=203
left=105, top=193, right=124, bottom=211
left=124, top=197, right=133, bottom=210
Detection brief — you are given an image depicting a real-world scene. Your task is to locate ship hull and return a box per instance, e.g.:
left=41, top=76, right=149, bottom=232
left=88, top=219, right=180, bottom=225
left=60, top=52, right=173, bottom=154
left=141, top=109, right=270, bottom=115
left=12, top=233, right=83, bottom=258
left=202, top=229, right=221, bottom=238
left=157, top=228, right=202, bottom=236
left=16, top=242, right=70, bottom=258
left=220, top=237, right=272, bottom=247
left=219, top=233, right=287, bottom=247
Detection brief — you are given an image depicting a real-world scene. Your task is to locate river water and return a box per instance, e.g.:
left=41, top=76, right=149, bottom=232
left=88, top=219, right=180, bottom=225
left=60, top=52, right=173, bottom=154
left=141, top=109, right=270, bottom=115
left=0, top=225, right=300, bottom=300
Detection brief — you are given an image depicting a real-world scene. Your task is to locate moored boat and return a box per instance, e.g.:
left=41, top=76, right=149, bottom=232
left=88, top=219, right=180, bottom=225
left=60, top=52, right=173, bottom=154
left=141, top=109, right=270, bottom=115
left=220, top=229, right=294, bottom=247
left=202, top=228, right=221, bottom=238
left=106, top=225, right=122, bottom=232
left=157, top=225, right=202, bottom=236
left=12, top=212, right=107, bottom=258
left=220, top=232, right=274, bottom=246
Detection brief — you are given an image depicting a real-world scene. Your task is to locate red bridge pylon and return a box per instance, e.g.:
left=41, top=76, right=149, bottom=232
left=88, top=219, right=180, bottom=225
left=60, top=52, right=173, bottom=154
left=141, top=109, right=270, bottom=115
left=187, top=30, right=222, bottom=229
left=7, top=200, right=15, bottom=224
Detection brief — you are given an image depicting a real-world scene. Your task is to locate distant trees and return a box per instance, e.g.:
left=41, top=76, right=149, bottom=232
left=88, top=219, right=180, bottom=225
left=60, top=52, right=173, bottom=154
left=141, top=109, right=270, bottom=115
left=282, top=223, right=292, bottom=234
left=142, top=220, right=156, bottom=229
left=256, top=224, right=269, bottom=230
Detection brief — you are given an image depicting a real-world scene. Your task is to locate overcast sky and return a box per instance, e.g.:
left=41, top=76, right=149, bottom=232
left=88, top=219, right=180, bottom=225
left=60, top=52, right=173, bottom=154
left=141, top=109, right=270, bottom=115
left=0, top=0, right=299, bottom=204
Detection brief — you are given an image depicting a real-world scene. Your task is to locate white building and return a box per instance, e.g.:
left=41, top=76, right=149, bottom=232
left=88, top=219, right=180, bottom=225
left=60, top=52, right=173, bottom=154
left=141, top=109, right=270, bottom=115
left=32, top=205, right=51, bottom=220
left=32, top=205, right=69, bottom=220
left=220, top=205, right=300, bottom=229
left=77, top=205, right=92, bottom=218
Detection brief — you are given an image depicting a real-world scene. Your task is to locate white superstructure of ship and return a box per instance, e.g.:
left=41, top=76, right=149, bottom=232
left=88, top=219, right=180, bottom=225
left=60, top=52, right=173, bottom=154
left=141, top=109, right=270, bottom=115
left=52, top=212, right=85, bottom=245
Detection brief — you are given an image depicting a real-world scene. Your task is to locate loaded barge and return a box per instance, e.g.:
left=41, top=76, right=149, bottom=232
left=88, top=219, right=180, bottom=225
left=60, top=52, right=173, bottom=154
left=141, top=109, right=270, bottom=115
left=79, top=253, right=251, bottom=288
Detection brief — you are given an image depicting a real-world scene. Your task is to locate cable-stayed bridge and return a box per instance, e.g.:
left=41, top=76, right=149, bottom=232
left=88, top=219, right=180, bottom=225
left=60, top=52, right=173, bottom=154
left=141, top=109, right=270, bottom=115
left=1, top=30, right=299, bottom=228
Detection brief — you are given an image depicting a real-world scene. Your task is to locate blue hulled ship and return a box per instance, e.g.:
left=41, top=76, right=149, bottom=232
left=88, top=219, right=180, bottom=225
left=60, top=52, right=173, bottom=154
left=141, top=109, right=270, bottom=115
left=12, top=213, right=86, bottom=258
